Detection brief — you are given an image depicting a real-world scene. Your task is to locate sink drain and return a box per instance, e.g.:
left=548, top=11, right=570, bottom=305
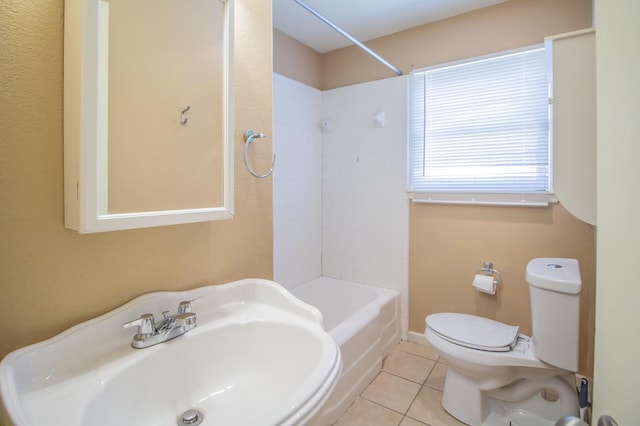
left=178, top=408, right=204, bottom=426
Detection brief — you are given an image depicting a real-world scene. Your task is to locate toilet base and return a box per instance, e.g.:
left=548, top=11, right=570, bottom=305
left=441, top=368, right=488, bottom=425
left=483, top=409, right=555, bottom=426
left=441, top=367, right=579, bottom=425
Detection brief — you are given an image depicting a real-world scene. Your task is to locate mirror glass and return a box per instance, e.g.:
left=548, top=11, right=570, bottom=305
left=106, top=0, right=225, bottom=213
left=64, top=0, right=234, bottom=233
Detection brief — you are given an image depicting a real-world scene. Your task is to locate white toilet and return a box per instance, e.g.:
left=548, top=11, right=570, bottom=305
left=425, top=258, right=582, bottom=426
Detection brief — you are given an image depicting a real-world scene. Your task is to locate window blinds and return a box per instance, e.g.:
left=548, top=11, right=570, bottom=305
left=409, top=47, right=551, bottom=198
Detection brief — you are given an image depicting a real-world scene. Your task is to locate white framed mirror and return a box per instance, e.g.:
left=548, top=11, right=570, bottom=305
left=64, top=0, right=234, bottom=233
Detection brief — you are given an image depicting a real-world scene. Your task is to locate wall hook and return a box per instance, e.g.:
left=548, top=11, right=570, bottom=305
left=180, top=106, right=191, bottom=125
left=243, top=130, right=276, bottom=178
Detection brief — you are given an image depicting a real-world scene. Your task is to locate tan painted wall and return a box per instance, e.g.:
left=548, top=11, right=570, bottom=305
left=322, top=0, right=592, bottom=90
left=274, top=0, right=595, bottom=375
left=396, top=0, right=596, bottom=377
left=273, top=29, right=323, bottom=90
left=0, top=0, right=273, bottom=360
left=411, top=203, right=596, bottom=376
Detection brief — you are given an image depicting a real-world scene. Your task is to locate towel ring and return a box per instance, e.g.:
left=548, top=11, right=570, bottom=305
left=243, top=130, right=276, bottom=178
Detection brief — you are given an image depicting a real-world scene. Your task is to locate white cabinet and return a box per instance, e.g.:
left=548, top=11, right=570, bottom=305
left=547, top=29, right=596, bottom=225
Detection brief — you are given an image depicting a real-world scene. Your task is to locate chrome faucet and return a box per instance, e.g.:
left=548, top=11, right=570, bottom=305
left=123, top=299, right=200, bottom=349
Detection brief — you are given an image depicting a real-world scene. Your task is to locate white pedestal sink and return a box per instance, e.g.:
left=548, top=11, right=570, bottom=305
left=0, top=279, right=342, bottom=426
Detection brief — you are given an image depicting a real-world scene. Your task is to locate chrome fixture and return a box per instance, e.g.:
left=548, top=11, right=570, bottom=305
left=598, top=415, right=618, bottom=426
left=477, top=261, right=502, bottom=286
left=178, top=408, right=204, bottom=426
left=243, top=130, right=276, bottom=178
left=123, top=299, right=200, bottom=349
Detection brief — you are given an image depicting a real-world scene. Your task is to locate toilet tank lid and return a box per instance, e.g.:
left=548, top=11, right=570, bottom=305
left=526, top=258, right=582, bottom=294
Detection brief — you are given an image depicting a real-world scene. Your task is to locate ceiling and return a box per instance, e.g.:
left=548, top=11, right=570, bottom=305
left=273, top=0, right=510, bottom=53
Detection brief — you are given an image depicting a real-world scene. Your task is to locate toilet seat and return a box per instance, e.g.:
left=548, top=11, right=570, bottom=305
left=426, top=313, right=519, bottom=352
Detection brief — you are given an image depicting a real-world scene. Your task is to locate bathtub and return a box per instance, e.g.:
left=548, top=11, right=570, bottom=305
left=290, top=276, right=401, bottom=425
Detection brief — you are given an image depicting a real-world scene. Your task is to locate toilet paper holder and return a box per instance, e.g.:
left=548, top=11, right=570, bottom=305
left=476, top=261, right=502, bottom=286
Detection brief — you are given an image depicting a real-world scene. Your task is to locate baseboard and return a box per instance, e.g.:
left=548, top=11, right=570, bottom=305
left=407, top=330, right=428, bottom=346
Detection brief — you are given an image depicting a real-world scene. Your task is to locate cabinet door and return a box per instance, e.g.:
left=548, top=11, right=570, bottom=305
left=548, top=29, right=596, bottom=225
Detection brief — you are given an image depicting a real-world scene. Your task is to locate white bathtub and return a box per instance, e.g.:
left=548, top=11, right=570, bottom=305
left=290, top=276, right=401, bottom=425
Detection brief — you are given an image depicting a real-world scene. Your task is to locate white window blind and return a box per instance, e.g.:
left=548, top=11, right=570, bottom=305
left=409, top=46, right=554, bottom=205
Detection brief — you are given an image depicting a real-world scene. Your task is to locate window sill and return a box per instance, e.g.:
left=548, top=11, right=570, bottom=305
left=408, top=192, right=558, bottom=207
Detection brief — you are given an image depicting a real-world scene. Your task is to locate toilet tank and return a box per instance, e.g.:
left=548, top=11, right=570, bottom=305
left=526, top=258, right=581, bottom=372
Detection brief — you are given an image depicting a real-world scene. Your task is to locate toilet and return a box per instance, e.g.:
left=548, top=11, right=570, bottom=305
left=425, top=258, right=582, bottom=426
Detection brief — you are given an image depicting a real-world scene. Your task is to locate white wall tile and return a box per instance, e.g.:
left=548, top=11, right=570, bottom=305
left=273, top=73, right=409, bottom=337
left=321, top=76, right=408, bottom=298
left=273, top=74, right=322, bottom=288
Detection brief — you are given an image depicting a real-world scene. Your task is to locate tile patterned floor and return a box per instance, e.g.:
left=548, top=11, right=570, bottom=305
left=333, top=341, right=465, bottom=426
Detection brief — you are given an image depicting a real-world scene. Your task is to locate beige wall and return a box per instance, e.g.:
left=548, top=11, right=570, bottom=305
left=275, top=0, right=595, bottom=376
left=332, top=0, right=594, bottom=378
left=411, top=203, right=596, bottom=376
left=322, top=0, right=592, bottom=90
left=0, top=0, right=273, bottom=360
left=273, top=29, right=323, bottom=90
left=398, top=0, right=595, bottom=377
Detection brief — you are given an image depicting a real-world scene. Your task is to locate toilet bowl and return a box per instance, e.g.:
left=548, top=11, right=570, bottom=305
left=424, top=258, right=582, bottom=426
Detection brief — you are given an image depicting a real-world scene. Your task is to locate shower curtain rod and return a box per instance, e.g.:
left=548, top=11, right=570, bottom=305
left=293, top=0, right=403, bottom=76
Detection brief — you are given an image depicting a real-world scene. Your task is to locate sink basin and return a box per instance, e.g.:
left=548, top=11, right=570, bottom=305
left=0, top=279, right=342, bottom=426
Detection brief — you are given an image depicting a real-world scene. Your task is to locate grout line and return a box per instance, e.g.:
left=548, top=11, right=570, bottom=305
left=381, top=369, right=430, bottom=386
left=393, top=343, right=440, bottom=362
left=358, top=395, right=407, bottom=417
left=337, top=342, right=448, bottom=426
left=400, top=386, right=428, bottom=426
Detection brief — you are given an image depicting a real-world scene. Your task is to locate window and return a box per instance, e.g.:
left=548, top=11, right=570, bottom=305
left=408, top=46, right=556, bottom=206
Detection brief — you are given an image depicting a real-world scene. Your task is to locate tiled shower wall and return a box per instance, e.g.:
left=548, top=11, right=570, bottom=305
left=321, top=77, right=408, bottom=291
left=273, top=74, right=323, bottom=289
left=273, top=73, right=409, bottom=334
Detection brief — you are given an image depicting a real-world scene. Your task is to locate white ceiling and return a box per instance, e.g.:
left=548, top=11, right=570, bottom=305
left=273, top=0, right=510, bottom=53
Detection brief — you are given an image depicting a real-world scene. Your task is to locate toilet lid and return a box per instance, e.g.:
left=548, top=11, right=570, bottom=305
left=426, top=313, right=519, bottom=352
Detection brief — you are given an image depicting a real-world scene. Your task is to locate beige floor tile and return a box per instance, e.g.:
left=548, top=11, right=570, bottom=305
left=361, top=371, right=422, bottom=414
left=383, top=348, right=436, bottom=384
left=406, top=387, right=466, bottom=426
left=333, top=397, right=404, bottom=426
left=425, top=362, right=447, bottom=391
left=397, top=341, right=440, bottom=361
left=399, top=416, right=428, bottom=426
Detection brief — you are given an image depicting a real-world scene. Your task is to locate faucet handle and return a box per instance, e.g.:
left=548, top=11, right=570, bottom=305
left=175, top=312, right=197, bottom=329
left=177, top=297, right=203, bottom=314
left=123, top=313, right=155, bottom=336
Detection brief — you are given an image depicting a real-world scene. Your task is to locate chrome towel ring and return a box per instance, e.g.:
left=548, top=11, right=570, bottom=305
left=243, top=130, right=276, bottom=178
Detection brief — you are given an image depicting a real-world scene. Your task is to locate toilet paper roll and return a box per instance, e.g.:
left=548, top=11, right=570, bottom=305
left=472, top=274, right=496, bottom=295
